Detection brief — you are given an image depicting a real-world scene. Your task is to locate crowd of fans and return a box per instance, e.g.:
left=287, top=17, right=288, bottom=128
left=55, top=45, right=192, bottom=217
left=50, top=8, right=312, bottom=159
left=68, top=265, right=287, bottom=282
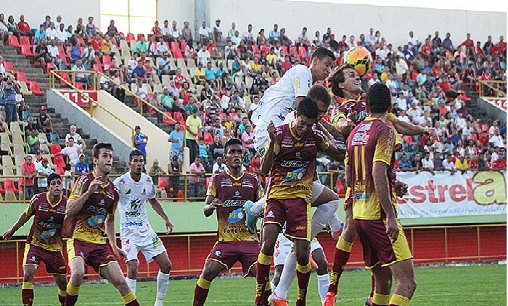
left=1, top=12, right=506, bottom=199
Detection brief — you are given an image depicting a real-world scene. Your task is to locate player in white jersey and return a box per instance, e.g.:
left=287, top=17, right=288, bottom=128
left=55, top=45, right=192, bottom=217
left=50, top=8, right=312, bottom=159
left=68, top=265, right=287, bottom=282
left=251, top=47, right=335, bottom=155
left=114, top=150, right=173, bottom=306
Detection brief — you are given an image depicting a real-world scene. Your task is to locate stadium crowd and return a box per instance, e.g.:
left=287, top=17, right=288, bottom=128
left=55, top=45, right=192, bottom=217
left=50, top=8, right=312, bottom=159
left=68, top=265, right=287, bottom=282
left=1, top=12, right=506, bottom=199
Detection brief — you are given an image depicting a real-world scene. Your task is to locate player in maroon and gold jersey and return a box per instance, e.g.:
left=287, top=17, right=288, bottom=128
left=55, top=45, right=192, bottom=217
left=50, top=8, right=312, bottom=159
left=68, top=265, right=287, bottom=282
left=193, top=138, right=264, bottom=306
left=324, top=65, right=433, bottom=306
left=63, top=143, right=140, bottom=306
left=3, top=173, right=68, bottom=306
left=346, top=84, right=416, bottom=306
left=254, top=98, right=344, bottom=306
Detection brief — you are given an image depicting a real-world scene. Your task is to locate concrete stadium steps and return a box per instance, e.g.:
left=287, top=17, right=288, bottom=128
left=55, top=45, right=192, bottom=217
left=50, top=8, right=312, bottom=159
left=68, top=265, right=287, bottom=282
left=1, top=44, right=128, bottom=173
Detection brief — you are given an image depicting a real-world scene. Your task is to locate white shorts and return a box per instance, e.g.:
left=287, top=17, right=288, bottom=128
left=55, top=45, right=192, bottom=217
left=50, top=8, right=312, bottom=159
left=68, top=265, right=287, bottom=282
left=311, top=180, right=326, bottom=203
left=273, top=233, right=323, bottom=266
left=121, top=231, right=167, bottom=263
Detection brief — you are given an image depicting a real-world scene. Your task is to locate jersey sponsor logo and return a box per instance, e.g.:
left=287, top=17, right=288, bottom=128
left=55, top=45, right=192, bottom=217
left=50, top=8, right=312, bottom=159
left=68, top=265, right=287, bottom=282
left=357, top=122, right=372, bottom=133
left=222, top=200, right=245, bottom=207
left=130, top=199, right=142, bottom=210
left=124, top=188, right=131, bottom=194
left=265, top=210, right=275, bottom=218
left=125, top=221, right=144, bottom=227
left=40, top=228, right=57, bottom=239
left=280, top=160, right=309, bottom=168
left=227, top=208, right=244, bottom=224
left=152, top=235, right=162, bottom=249
left=214, top=250, right=222, bottom=258
left=351, top=132, right=370, bottom=146
left=285, top=167, right=307, bottom=182
left=354, top=193, right=370, bottom=201
left=295, top=225, right=306, bottom=231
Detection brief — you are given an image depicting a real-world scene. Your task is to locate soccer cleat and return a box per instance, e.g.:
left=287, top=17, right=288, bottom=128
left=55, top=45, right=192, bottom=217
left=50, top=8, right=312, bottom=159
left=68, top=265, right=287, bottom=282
left=268, top=292, right=288, bottom=306
left=244, top=200, right=257, bottom=233
left=364, top=296, right=373, bottom=306
left=323, top=292, right=336, bottom=306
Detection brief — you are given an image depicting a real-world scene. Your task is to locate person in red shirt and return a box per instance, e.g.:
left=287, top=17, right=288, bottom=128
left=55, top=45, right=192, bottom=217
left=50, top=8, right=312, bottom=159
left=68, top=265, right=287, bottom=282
left=475, top=41, right=484, bottom=57
left=21, top=155, right=37, bottom=200
left=460, top=33, right=474, bottom=56
left=492, top=148, right=506, bottom=170
left=497, top=35, right=506, bottom=54
left=17, top=14, right=32, bottom=37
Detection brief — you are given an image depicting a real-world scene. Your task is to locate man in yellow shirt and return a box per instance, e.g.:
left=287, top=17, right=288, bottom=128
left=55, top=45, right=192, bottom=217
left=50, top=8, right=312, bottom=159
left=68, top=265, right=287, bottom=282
left=455, top=155, right=470, bottom=171
left=193, top=63, right=206, bottom=85
left=185, top=109, right=203, bottom=163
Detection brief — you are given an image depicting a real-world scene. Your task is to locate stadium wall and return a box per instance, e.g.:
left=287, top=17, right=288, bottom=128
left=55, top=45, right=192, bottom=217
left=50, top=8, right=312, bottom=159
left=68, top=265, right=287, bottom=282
left=4, top=0, right=505, bottom=47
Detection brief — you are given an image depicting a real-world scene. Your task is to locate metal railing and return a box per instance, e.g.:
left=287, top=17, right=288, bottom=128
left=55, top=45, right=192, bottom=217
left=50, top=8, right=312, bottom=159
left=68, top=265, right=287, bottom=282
left=478, top=80, right=507, bottom=98
left=0, top=171, right=343, bottom=203
left=49, top=70, right=135, bottom=139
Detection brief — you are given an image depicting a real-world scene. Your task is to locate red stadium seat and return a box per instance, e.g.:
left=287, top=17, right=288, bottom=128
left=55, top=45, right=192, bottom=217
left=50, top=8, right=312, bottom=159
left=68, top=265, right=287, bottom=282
left=15, top=71, right=28, bottom=83
left=335, top=177, right=345, bottom=197
left=3, top=179, right=20, bottom=194
left=102, top=55, right=112, bottom=66
left=57, top=72, right=72, bottom=86
left=136, top=33, right=145, bottom=41
left=126, top=33, right=135, bottom=43
left=8, top=35, right=20, bottom=48
left=29, top=81, right=44, bottom=96
left=180, top=40, right=187, bottom=52
left=50, top=144, right=62, bottom=154
left=19, top=36, right=30, bottom=46
left=3, top=61, right=14, bottom=72
left=21, top=45, right=34, bottom=57
left=93, top=63, right=103, bottom=73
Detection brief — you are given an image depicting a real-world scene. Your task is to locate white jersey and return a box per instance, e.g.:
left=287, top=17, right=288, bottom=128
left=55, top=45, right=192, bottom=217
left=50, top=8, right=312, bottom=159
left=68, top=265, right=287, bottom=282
left=252, top=65, right=312, bottom=151
left=114, top=172, right=157, bottom=239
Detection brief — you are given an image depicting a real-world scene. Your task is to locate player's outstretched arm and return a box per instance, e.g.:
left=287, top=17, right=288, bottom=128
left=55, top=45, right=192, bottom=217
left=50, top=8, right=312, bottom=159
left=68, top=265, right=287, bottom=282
left=2, top=211, right=30, bottom=240
left=391, top=115, right=437, bottom=138
left=148, top=198, right=173, bottom=234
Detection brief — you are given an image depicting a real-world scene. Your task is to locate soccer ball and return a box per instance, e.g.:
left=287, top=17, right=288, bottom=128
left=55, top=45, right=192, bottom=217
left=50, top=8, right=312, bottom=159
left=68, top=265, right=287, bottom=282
left=345, top=46, right=372, bottom=76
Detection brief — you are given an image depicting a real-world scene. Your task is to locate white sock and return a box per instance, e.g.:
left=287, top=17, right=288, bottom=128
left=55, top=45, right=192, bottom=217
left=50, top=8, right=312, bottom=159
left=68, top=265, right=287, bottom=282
left=311, top=200, right=341, bottom=238
left=274, top=252, right=297, bottom=299
left=317, top=274, right=330, bottom=303
left=126, top=277, right=137, bottom=293
left=250, top=195, right=266, bottom=216
left=155, top=270, right=170, bottom=305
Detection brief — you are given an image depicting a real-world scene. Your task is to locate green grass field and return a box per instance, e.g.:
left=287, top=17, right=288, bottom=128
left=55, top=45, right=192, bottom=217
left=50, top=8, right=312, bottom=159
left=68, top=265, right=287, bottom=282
left=1, top=264, right=505, bottom=305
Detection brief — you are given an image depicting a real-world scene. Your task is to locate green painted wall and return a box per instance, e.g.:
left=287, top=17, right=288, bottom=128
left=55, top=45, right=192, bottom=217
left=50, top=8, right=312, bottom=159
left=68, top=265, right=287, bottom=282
left=0, top=201, right=505, bottom=238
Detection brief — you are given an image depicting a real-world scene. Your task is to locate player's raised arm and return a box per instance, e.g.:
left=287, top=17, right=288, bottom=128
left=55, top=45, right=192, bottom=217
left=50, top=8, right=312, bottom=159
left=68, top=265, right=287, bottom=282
left=148, top=198, right=173, bottom=234
left=2, top=202, right=33, bottom=240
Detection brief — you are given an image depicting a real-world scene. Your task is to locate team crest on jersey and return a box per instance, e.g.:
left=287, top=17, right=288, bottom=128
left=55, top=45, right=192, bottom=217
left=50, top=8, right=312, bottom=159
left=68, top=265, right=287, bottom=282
left=124, top=188, right=131, bottom=194
left=215, top=250, right=222, bottom=258
left=265, top=210, right=275, bottom=218
left=233, top=190, right=242, bottom=199
left=227, top=208, right=244, bottom=224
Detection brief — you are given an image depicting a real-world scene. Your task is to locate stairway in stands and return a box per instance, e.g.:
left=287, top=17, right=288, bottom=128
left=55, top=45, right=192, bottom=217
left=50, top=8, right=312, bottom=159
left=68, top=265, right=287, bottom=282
left=0, top=44, right=127, bottom=174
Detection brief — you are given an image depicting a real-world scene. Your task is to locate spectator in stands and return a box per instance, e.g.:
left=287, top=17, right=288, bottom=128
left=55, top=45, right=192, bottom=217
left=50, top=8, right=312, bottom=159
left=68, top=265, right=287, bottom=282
left=149, top=159, right=166, bottom=186
left=443, top=154, right=456, bottom=173
left=132, top=125, right=148, bottom=158
left=20, top=155, right=37, bottom=200
left=37, top=105, right=53, bottom=136
left=85, top=16, right=96, bottom=35
left=198, top=21, right=212, bottom=44
left=61, top=136, right=82, bottom=166
left=0, top=14, right=10, bottom=43
left=74, top=153, right=89, bottom=174
left=242, top=24, right=255, bottom=45
left=212, top=156, right=228, bottom=174
left=208, top=135, right=224, bottom=161
left=193, top=62, right=206, bottom=85
left=189, top=156, right=205, bottom=198
left=455, top=154, right=470, bottom=172
left=37, top=157, right=54, bottom=193
left=167, top=155, right=181, bottom=198
left=421, top=151, right=435, bottom=172
left=17, top=16, right=32, bottom=38
left=2, top=76, right=19, bottom=125
left=27, top=129, right=40, bottom=154
left=492, top=147, right=506, bottom=170
left=433, top=152, right=444, bottom=170
left=5, top=15, right=20, bottom=40
left=65, top=125, right=85, bottom=147
left=168, top=122, right=184, bottom=161
left=34, top=39, right=51, bottom=67
left=197, top=44, right=211, bottom=66
left=45, top=22, right=58, bottom=40
left=412, top=152, right=422, bottom=171
left=198, top=138, right=209, bottom=168
left=398, top=153, right=412, bottom=171
left=186, top=109, right=202, bottom=162
left=181, top=21, right=193, bottom=47
left=132, top=60, right=147, bottom=87
left=489, top=128, right=504, bottom=148
left=241, top=124, right=255, bottom=152
left=100, top=35, right=115, bottom=57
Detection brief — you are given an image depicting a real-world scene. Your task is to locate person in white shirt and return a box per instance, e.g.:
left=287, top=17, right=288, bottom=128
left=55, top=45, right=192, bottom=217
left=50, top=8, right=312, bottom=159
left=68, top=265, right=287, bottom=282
left=161, top=20, right=171, bottom=37
left=61, top=137, right=83, bottom=165
left=443, top=155, right=457, bottom=171
left=251, top=47, right=335, bottom=153
left=45, top=22, right=58, bottom=40
left=421, top=151, right=435, bottom=171
left=114, top=150, right=173, bottom=306
left=489, top=128, right=504, bottom=148
left=211, top=156, right=228, bottom=173
left=197, top=45, right=211, bottom=66
left=56, top=23, right=67, bottom=42
left=242, top=24, right=254, bottom=44
left=170, top=20, right=180, bottom=40
left=198, top=21, right=211, bottom=43
left=230, top=30, right=242, bottom=46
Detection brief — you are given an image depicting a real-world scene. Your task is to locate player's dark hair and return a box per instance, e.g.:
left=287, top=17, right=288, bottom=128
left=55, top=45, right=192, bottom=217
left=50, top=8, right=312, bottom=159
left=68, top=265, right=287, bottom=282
left=224, top=138, right=243, bottom=154
left=311, top=46, right=335, bottom=61
left=129, top=149, right=145, bottom=161
left=366, top=83, right=391, bottom=114
left=47, top=173, right=62, bottom=185
left=297, top=98, right=319, bottom=120
left=307, top=84, right=331, bottom=107
left=92, top=143, right=113, bottom=159
left=327, top=64, right=354, bottom=98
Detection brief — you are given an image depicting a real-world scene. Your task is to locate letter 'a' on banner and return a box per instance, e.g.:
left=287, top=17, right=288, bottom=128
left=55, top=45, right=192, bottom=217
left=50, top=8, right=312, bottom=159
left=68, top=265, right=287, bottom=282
left=396, top=171, right=506, bottom=218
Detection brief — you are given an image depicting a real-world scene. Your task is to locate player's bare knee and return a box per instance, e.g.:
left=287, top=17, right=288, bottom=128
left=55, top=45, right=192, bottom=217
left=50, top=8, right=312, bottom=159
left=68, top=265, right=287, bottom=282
left=159, top=259, right=172, bottom=274
left=23, top=270, right=35, bottom=282
left=127, top=260, right=139, bottom=279
left=55, top=276, right=67, bottom=290
left=341, top=224, right=356, bottom=242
